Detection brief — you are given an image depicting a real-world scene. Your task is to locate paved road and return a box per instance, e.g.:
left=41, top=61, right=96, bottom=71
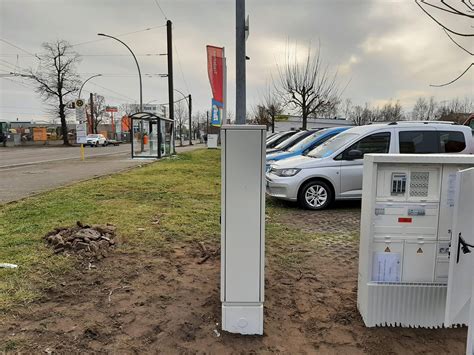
left=0, top=143, right=205, bottom=204
left=0, top=144, right=131, bottom=168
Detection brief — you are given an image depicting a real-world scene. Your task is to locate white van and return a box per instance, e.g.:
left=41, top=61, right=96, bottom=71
left=266, top=122, right=473, bottom=210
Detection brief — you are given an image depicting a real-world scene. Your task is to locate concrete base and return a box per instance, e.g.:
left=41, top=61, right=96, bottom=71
left=222, top=303, right=263, bottom=335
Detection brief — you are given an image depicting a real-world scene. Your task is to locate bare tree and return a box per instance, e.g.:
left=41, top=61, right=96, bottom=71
left=262, top=87, right=284, bottom=133
left=375, top=101, right=404, bottom=122
left=251, top=105, right=271, bottom=127
left=28, top=40, right=81, bottom=145
left=349, top=103, right=374, bottom=126
left=175, top=100, right=187, bottom=146
left=435, top=97, right=474, bottom=122
left=415, top=0, right=473, bottom=86
left=276, top=44, right=341, bottom=130
left=412, top=97, right=437, bottom=120
left=340, top=98, right=353, bottom=119
left=91, top=94, right=107, bottom=133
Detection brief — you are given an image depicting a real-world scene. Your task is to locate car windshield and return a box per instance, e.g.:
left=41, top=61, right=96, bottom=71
left=87, top=134, right=99, bottom=138
left=306, top=132, right=359, bottom=158
left=266, top=132, right=284, bottom=144
left=287, top=130, right=327, bottom=152
left=273, top=130, right=310, bottom=150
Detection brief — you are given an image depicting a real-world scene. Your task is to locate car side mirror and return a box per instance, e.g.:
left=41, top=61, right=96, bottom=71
left=346, top=149, right=363, bottom=160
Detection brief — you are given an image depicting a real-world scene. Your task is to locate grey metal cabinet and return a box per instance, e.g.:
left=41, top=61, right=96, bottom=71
left=221, top=125, right=266, bottom=335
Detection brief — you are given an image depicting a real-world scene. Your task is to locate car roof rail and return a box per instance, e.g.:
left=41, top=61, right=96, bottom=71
left=398, top=120, right=457, bottom=125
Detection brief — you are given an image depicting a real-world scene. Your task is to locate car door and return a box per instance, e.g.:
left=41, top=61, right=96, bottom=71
left=338, top=131, right=392, bottom=198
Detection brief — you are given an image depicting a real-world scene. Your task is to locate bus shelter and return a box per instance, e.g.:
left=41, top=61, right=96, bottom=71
left=129, top=112, right=174, bottom=159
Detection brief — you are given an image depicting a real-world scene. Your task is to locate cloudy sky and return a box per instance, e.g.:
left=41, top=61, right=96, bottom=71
left=0, top=0, right=472, bottom=122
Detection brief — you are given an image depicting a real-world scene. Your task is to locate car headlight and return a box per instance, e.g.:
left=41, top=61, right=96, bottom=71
left=272, top=168, right=301, bottom=177
left=267, top=160, right=276, bottom=165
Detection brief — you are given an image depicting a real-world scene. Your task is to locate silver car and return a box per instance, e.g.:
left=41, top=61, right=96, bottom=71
left=266, top=122, right=473, bottom=210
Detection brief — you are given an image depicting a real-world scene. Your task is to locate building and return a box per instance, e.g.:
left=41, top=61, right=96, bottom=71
left=274, top=116, right=354, bottom=131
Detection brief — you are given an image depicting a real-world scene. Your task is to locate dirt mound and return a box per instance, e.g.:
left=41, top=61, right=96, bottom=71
left=44, top=221, right=117, bottom=259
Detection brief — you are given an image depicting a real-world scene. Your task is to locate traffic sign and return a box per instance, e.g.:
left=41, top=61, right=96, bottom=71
left=75, top=98, right=86, bottom=124
left=76, top=123, right=87, bottom=144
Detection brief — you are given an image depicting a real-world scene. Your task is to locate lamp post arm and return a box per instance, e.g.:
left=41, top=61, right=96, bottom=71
left=98, top=33, right=143, bottom=111
left=78, top=74, right=102, bottom=99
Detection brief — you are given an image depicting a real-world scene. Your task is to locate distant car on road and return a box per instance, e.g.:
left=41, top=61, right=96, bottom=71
left=86, top=134, right=107, bottom=147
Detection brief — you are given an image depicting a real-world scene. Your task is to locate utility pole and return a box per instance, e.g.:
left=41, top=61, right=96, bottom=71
left=206, top=111, right=209, bottom=135
left=89, top=92, right=94, bottom=134
left=167, top=20, right=175, bottom=153
left=235, top=0, right=246, bottom=124
left=188, top=94, right=193, bottom=145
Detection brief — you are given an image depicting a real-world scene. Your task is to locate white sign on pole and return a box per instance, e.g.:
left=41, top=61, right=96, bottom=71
left=75, top=98, right=86, bottom=124
left=207, top=134, right=218, bottom=149
left=76, top=123, right=87, bottom=144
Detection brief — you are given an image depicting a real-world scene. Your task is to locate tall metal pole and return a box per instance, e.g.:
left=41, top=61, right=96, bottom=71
left=188, top=94, right=193, bottom=145
left=167, top=20, right=175, bottom=153
left=89, top=92, right=94, bottom=134
left=235, top=0, right=246, bottom=124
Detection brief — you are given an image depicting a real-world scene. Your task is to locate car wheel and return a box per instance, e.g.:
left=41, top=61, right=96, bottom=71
left=298, top=180, right=333, bottom=210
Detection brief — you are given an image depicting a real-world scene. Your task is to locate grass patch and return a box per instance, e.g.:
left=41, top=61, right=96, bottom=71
left=0, top=148, right=355, bottom=311
left=0, top=149, right=220, bottom=311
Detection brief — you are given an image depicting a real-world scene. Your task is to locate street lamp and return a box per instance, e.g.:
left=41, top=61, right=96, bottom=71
left=174, top=88, right=192, bottom=146
left=98, top=32, right=144, bottom=152
left=78, top=74, right=102, bottom=98
left=97, top=33, right=143, bottom=111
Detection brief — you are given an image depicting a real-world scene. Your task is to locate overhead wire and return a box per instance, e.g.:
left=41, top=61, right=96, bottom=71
left=174, top=41, right=190, bottom=94
left=152, top=0, right=168, bottom=20
left=87, top=82, right=136, bottom=102
left=71, top=24, right=166, bottom=47
left=0, top=38, right=36, bottom=56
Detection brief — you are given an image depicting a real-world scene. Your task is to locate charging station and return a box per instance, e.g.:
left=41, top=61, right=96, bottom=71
left=358, top=154, right=474, bottom=328
left=221, top=125, right=266, bottom=335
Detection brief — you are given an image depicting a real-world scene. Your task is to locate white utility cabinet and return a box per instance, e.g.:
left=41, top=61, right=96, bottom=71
left=358, top=154, right=474, bottom=328
left=221, top=125, right=266, bottom=335
left=446, top=167, right=474, bottom=355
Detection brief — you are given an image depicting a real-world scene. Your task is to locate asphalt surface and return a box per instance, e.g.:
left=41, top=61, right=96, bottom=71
left=0, top=143, right=204, bottom=204
left=0, top=144, right=131, bottom=168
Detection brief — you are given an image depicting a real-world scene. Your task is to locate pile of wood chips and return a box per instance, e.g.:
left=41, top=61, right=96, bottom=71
left=44, top=221, right=117, bottom=259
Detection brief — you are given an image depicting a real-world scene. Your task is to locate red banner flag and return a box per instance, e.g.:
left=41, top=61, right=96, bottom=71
left=207, top=45, right=224, bottom=104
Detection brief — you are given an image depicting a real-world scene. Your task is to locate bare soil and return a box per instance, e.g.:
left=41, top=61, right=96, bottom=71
left=0, top=203, right=467, bottom=354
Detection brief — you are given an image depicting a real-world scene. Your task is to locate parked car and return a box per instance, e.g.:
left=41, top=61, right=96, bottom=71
left=267, top=129, right=318, bottom=154
left=266, top=122, right=473, bottom=210
left=266, top=127, right=350, bottom=171
left=266, top=132, right=279, bottom=141
left=266, top=130, right=298, bottom=149
left=86, top=134, right=107, bottom=147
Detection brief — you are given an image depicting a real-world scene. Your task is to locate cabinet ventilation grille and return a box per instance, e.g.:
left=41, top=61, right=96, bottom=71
left=410, top=172, right=429, bottom=197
